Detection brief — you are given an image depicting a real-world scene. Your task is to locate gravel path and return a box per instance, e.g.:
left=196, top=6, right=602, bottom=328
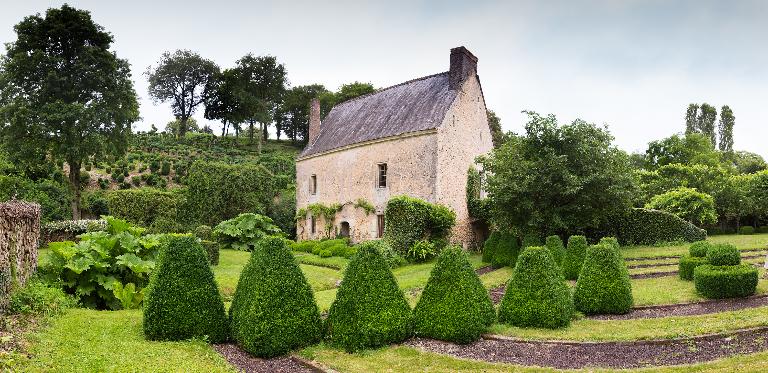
left=213, top=344, right=324, bottom=373
left=405, top=327, right=768, bottom=369
left=589, top=294, right=768, bottom=320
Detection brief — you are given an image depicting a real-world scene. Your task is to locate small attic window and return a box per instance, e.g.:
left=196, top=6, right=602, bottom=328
left=377, top=163, right=387, bottom=188
left=310, top=174, right=317, bottom=195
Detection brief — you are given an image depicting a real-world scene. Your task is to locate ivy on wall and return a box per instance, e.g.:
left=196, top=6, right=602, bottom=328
left=295, top=199, right=376, bottom=238
left=466, top=167, right=490, bottom=221
left=383, top=195, right=456, bottom=256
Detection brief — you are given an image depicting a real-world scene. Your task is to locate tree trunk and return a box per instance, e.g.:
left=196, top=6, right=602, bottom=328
left=262, top=122, right=268, bottom=141
left=68, top=161, right=82, bottom=220
left=249, top=120, right=255, bottom=145
left=178, top=117, right=188, bottom=138
left=221, top=121, right=226, bottom=137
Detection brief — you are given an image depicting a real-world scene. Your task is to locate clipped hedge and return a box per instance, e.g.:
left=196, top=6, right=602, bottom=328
left=739, top=226, right=755, bottom=235
left=694, top=264, right=758, bottom=299
left=521, top=234, right=542, bottom=248
left=563, top=235, right=588, bottom=280
left=689, top=241, right=712, bottom=258
left=143, top=236, right=228, bottom=342
left=201, top=240, right=220, bottom=265
left=412, top=246, right=495, bottom=344
left=326, top=243, right=412, bottom=352
left=383, top=195, right=455, bottom=257
left=615, top=208, right=706, bottom=245
left=706, top=244, right=740, bottom=266
left=498, top=246, right=573, bottom=329
left=679, top=255, right=708, bottom=281
left=357, top=240, right=406, bottom=268
left=545, top=235, right=566, bottom=267
left=482, top=231, right=520, bottom=268
left=106, top=188, right=184, bottom=232
left=229, top=237, right=323, bottom=357
left=573, top=243, right=633, bottom=315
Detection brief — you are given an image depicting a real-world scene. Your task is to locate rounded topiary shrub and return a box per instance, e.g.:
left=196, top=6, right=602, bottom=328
left=545, top=235, right=566, bottom=267
left=412, top=246, right=495, bottom=343
left=326, top=243, right=412, bottom=352
left=482, top=231, right=520, bottom=268
left=229, top=237, right=323, bottom=357
left=689, top=241, right=712, bottom=258
left=481, top=232, right=499, bottom=263
left=498, top=246, right=573, bottom=329
left=678, top=255, right=708, bottom=281
left=706, top=244, right=740, bottom=266
left=521, top=234, right=542, bottom=248
left=739, top=226, right=755, bottom=235
left=599, top=236, right=620, bottom=251
left=573, top=243, right=633, bottom=315
left=563, top=235, right=588, bottom=280
left=694, top=264, right=759, bottom=299
left=143, top=235, right=228, bottom=342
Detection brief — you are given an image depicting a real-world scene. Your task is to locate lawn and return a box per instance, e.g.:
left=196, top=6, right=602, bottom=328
left=620, top=233, right=768, bottom=259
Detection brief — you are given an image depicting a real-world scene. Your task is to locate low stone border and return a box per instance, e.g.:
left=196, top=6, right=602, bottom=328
left=405, top=327, right=768, bottom=369
left=213, top=343, right=327, bottom=373
left=588, top=294, right=768, bottom=320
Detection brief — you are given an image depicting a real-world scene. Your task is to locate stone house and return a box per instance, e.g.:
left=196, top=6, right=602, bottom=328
left=295, top=46, right=493, bottom=247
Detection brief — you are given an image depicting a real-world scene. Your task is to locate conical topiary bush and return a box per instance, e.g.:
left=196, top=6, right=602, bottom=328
left=573, top=243, right=633, bottom=314
left=326, top=243, right=412, bottom=352
left=545, top=235, right=566, bottom=267
left=143, top=235, right=228, bottom=342
left=229, top=237, right=323, bottom=357
left=413, top=246, right=495, bottom=343
left=482, top=231, right=520, bottom=268
left=563, top=235, right=588, bottom=280
left=498, top=246, right=573, bottom=329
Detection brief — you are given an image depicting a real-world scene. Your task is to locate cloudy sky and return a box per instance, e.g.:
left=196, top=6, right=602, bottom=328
left=1, top=0, right=766, bottom=157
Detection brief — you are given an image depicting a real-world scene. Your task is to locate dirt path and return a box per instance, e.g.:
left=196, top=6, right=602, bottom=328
left=589, top=294, right=768, bottom=320
left=213, top=344, right=325, bottom=373
left=405, top=327, right=768, bottom=369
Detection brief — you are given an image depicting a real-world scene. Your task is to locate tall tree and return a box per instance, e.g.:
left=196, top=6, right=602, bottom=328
left=696, top=103, right=717, bottom=148
left=204, top=69, right=247, bottom=140
left=0, top=5, right=139, bottom=218
left=685, top=104, right=699, bottom=134
left=333, top=82, right=375, bottom=104
left=486, top=109, right=505, bottom=148
left=232, top=54, right=287, bottom=151
left=146, top=50, right=219, bottom=138
left=275, top=85, right=330, bottom=143
left=644, top=133, right=719, bottom=169
left=718, top=105, right=735, bottom=152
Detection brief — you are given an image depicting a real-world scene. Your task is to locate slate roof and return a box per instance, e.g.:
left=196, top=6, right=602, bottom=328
left=299, top=72, right=457, bottom=158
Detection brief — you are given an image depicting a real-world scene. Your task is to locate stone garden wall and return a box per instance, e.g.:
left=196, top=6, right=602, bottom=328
left=0, top=200, right=41, bottom=309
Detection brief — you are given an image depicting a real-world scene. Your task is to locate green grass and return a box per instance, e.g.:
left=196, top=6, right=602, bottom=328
left=294, top=253, right=350, bottom=269
left=300, top=264, right=341, bottom=291
left=18, top=309, right=234, bottom=372
left=632, top=273, right=768, bottom=306
left=213, top=249, right=251, bottom=301
left=620, top=233, right=768, bottom=259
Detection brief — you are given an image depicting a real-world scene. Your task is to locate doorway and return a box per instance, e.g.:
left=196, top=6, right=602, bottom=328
left=340, top=221, right=350, bottom=238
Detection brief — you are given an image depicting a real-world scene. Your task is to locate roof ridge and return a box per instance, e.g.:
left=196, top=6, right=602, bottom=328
left=332, top=71, right=449, bottom=107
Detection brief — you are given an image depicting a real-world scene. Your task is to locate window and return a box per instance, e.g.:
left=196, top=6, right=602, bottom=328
left=376, top=214, right=385, bottom=238
left=310, top=215, right=316, bottom=234
left=377, top=163, right=387, bottom=188
left=310, top=174, right=317, bottom=195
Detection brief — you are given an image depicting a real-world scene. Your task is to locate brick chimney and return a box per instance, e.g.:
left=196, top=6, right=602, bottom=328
left=308, top=97, right=321, bottom=144
left=449, top=46, right=478, bottom=90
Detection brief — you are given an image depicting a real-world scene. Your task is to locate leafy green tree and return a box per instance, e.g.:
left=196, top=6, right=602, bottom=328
left=487, top=109, right=506, bottom=148
left=275, top=85, right=331, bottom=143
left=164, top=118, right=199, bottom=136
left=146, top=50, right=219, bottom=138
left=728, top=151, right=767, bottom=174
left=685, top=104, right=699, bottom=134
left=333, top=81, right=375, bottom=104
left=479, top=112, right=637, bottom=237
left=644, top=133, right=720, bottom=169
left=204, top=68, right=247, bottom=139
left=232, top=55, right=287, bottom=150
left=645, top=187, right=718, bottom=227
left=718, top=105, right=735, bottom=152
left=749, top=171, right=768, bottom=222
left=0, top=5, right=139, bottom=218
left=696, top=104, right=718, bottom=147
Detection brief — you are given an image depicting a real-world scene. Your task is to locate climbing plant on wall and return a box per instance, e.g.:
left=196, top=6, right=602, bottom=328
left=383, top=195, right=456, bottom=257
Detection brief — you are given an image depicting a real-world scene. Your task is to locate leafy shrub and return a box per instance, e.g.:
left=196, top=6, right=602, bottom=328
left=213, top=213, right=283, bottom=251
left=0, top=175, right=71, bottom=222
left=106, top=188, right=184, bottom=230
left=694, top=264, right=758, bottom=299
left=615, top=208, right=706, bottom=245
left=149, top=160, right=160, bottom=173
left=143, top=236, right=228, bottom=342
left=43, top=216, right=162, bottom=310
left=356, top=240, right=406, bottom=268
left=383, top=195, right=456, bottom=257
left=679, top=255, right=708, bottom=281
left=498, top=246, right=573, bottom=328
left=160, top=161, right=171, bottom=176
left=194, top=225, right=213, bottom=241
left=413, top=246, right=495, bottom=343
left=689, top=241, right=712, bottom=257
left=407, top=239, right=438, bottom=262
left=319, top=249, right=332, bottom=258
left=573, top=243, right=633, bottom=314
left=545, top=235, right=566, bottom=267
left=563, top=235, right=588, bottom=280
left=599, top=236, right=620, bottom=250
left=98, top=178, right=109, bottom=190
left=290, top=240, right=318, bottom=253
left=229, top=237, right=322, bottom=357
left=9, top=279, right=75, bottom=316
left=645, top=187, right=718, bottom=227
left=326, top=243, right=412, bottom=352
left=131, top=175, right=141, bottom=186
left=521, top=234, right=542, bottom=248
left=145, top=173, right=160, bottom=186
left=482, top=231, right=520, bottom=268
left=706, top=244, right=740, bottom=266
left=201, top=240, right=220, bottom=265
left=758, top=226, right=768, bottom=234
left=739, top=226, right=755, bottom=235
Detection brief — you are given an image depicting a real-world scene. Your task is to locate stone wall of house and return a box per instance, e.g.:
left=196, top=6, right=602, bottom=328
left=435, top=74, right=494, bottom=248
left=295, top=132, right=439, bottom=243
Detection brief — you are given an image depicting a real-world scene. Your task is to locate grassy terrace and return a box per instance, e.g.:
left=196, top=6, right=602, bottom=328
left=620, top=233, right=768, bottom=259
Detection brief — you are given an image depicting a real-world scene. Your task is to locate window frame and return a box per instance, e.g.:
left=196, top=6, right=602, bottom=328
left=310, top=174, right=317, bottom=195
left=377, top=163, right=387, bottom=189
left=376, top=214, right=385, bottom=238
left=310, top=215, right=316, bottom=235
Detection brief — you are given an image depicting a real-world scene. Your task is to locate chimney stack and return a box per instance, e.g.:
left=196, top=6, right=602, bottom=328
left=308, top=97, right=321, bottom=144
left=449, top=46, right=478, bottom=90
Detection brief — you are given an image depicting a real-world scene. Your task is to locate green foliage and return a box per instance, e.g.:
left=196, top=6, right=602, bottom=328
left=42, top=216, right=161, bottom=310
left=466, top=167, right=490, bottom=220
left=8, top=279, right=75, bottom=316
left=326, top=243, right=412, bottom=352
left=143, top=236, right=228, bottom=342
left=498, top=246, right=573, bottom=328
left=480, top=112, right=637, bottom=237
left=706, top=243, right=740, bottom=266
left=160, top=161, right=171, bottom=176
left=573, top=243, right=633, bottom=314
left=644, top=133, right=720, bottom=169
left=383, top=196, right=456, bottom=259
left=679, top=255, right=709, bottom=281
left=355, top=240, right=406, bottom=268
left=194, top=225, right=213, bottom=241
left=645, top=187, right=717, bottom=226
left=407, top=240, right=439, bottom=262
left=545, top=235, right=566, bottom=267
left=213, top=213, right=283, bottom=251
left=739, top=226, right=755, bottom=235
left=694, top=264, right=759, bottom=299
left=563, top=235, right=588, bottom=280
left=201, top=240, right=220, bottom=266
left=482, top=231, right=520, bottom=268
left=268, top=186, right=297, bottom=239
left=229, top=237, right=322, bottom=357
left=106, top=188, right=184, bottom=232
left=0, top=175, right=71, bottom=222
left=599, top=236, right=620, bottom=250
left=614, top=208, right=707, bottom=245
left=521, top=234, right=542, bottom=248
left=413, top=246, right=495, bottom=343
left=689, top=241, right=713, bottom=257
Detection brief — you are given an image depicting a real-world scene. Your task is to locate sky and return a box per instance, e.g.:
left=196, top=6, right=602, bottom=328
left=1, top=0, right=766, bottom=158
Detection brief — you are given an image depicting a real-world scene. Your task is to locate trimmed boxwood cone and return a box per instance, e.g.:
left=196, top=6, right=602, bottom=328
left=689, top=241, right=712, bottom=258
left=326, top=243, right=412, bottom=352
left=498, top=246, right=573, bottom=329
left=143, top=235, right=228, bottom=342
left=545, top=235, right=566, bottom=267
left=563, top=235, right=588, bottom=280
left=483, top=231, right=520, bottom=268
left=573, top=243, right=633, bottom=315
left=413, top=246, right=495, bottom=343
left=229, top=237, right=323, bottom=357
left=706, top=243, right=740, bottom=266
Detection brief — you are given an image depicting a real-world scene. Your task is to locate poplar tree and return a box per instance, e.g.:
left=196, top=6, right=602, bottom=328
left=718, top=105, right=735, bottom=152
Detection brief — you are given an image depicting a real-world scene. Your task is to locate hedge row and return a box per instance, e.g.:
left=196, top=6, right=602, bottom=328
left=106, top=188, right=184, bottom=232
left=614, top=208, right=707, bottom=245
left=694, top=264, right=758, bottom=299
